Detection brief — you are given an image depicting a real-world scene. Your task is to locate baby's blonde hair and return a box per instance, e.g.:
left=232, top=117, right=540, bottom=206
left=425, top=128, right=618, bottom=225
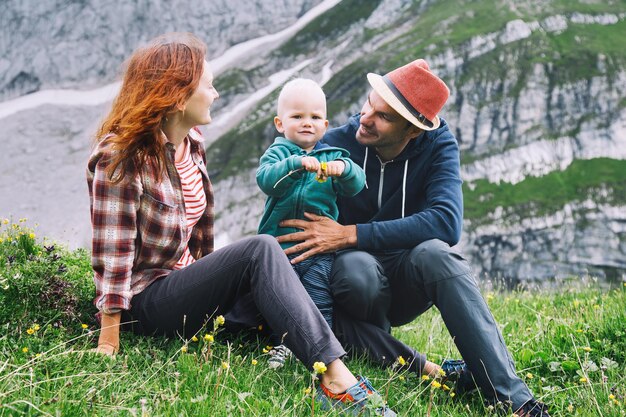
left=276, top=78, right=326, bottom=117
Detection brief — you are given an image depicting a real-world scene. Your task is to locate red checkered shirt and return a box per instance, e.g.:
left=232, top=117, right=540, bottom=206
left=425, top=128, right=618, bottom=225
left=87, top=128, right=214, bottom=313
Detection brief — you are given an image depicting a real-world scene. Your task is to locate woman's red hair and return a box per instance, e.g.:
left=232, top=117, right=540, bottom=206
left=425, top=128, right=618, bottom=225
left=96, top=32, right=207, bottom=182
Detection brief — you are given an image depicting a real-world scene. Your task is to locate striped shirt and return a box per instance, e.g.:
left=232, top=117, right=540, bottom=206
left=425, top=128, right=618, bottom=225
left=173, top=138, right=207, bottom=269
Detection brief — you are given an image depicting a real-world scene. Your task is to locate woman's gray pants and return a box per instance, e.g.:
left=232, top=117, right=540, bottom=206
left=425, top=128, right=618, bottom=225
left=331, top=239, right=533, bottom=408
left=122, top=235, right=345, bottom=369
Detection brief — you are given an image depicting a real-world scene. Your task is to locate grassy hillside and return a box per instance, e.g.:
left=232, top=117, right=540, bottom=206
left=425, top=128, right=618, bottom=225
left=463, top=158, right=626, bottom=222
left=1, top=221, right=625, bottom=416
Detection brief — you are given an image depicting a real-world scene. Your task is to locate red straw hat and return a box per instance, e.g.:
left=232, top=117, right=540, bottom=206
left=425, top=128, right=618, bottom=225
left=367, top=59, right=449, bottom=131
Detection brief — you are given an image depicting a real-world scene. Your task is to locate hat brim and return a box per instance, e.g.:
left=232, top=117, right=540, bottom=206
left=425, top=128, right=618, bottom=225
left=367, top=73, right=440, bottom=131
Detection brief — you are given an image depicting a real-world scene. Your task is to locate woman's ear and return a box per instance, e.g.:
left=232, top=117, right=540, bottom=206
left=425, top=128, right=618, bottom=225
left=274, top=116, right=284, bottom=133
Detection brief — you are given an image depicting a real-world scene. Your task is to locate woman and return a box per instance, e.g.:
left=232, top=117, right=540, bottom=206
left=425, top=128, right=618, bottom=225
left=87, top=32, right=395, bottom=416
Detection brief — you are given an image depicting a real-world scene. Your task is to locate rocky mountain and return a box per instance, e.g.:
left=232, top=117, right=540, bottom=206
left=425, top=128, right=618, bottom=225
left=205, top=0, right=626, bottom=283
left=1, top=0, right=624, bottom=283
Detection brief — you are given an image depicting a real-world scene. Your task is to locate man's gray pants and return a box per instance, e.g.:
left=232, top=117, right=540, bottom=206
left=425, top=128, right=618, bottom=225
left=331, top=239, right=533, bottom=408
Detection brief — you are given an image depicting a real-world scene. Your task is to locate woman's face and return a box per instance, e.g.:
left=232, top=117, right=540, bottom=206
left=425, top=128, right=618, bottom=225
left=183, top=60, right=219, bottom=126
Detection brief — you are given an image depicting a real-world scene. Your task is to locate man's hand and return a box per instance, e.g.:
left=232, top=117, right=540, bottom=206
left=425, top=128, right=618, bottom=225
left=277, top=212, right=357, bottom=263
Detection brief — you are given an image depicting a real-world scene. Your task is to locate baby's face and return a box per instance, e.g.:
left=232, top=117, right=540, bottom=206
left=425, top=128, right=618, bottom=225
left=274, top=88, right=328, bottom=151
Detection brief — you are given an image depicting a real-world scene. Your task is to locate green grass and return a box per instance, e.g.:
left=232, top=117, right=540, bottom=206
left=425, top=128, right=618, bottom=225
left=463, top=158, right=626, bottom=221
left=1, top=220, right=625, bottom=416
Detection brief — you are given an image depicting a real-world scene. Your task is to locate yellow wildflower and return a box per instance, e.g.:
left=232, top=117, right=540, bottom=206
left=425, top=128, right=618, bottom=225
left=29, top=233, right=35, bottom=239
left=582, top=346, right=592, bottom=352
left=450, top=392, right=456, bottom=398
left=181, top=345, right=188, bottom=353
left=421, top=375, right=430, bottom=381
left=33, top=324, right=40, bottom=331
left=22, top=347, right=29, bottom=353
left=576, top=329, right=584, bottom=333
left=526, top=373, right=534, bottom=379
left=437, top=368, right=446, bottom=377
left=81, top=324, right=88, bottom=329
left=215, top=315, right=225, bottom=326
left=442, top=384, right=450, bottom=391
left=431, top=381, right=442, bottom=389
left=2, top=218, right=9, bottom=224
left=257, top=324, right=263, bottom=331
left=251, top=359, right=258, bottom=366
left=399, top=375, right=405, bottom=381
left=567, top=404, right=574, bottom=413
left=609, top=394, right=616, bottom=400
left=304, top=387, right=312, bottom=395
left=35, top=353, right=41, bottom=358
left=203, top=334, right=214, bottom=343
left=191, top=336, right=198, bottom=342
left=397, top=356, right=406, bottom=366
left=579, top=377, right=587, bottom=383
left=26, top=328, right=35, bottom=335
left=221, top=361, right=229, bottom=370
left=313, top=361, right=327, bottom=374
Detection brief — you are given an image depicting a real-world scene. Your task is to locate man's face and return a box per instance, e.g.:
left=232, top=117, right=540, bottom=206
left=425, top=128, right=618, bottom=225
left=356, top=90, right=420, bottom=159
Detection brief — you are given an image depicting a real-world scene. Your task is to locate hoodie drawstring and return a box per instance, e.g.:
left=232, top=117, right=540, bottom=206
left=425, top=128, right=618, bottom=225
left=402, top=159, right=408, bottom=218
left=362, top=147, right=369, bottom=189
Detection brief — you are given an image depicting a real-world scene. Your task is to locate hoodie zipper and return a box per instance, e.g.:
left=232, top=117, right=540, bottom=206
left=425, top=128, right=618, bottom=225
left=377, top=158, right=392, bottom=209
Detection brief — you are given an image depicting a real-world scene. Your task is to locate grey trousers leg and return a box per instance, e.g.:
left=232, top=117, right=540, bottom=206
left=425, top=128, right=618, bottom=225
left=331, top=240, right=533, bottom=408
left=125, top=235, right=345, bottom=369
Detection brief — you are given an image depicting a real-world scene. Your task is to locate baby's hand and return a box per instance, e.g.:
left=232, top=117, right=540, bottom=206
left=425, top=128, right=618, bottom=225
left=323, top=160, right=345, bottom=177
left=301, top=156, right=321, bottom=172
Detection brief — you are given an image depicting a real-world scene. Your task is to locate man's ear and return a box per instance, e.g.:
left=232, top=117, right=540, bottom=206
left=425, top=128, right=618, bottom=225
left=405, top=124, right=423, bottom=140
left=274, top=116, right=284, bottom=133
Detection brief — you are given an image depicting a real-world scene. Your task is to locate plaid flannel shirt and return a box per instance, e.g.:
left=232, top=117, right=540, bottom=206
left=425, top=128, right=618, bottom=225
left=87, top=128, right=214, bottom=313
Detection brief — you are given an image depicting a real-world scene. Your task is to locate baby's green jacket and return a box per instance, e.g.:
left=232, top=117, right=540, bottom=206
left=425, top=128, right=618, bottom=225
left=256, top=137, right=366, bottom=249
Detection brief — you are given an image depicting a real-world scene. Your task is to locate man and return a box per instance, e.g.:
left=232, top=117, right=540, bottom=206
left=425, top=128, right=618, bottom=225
left=278, top=59, right=550, bottom=416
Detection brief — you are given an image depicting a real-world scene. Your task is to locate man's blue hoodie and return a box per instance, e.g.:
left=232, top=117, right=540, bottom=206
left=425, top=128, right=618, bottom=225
left=323, top=114, right=463, bottom=251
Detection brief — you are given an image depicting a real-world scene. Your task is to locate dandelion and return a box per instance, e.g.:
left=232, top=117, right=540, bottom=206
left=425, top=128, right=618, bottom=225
left=2, top=218, right=9, bottom=224
left=33, top=324, right=40, bottom=331
left=304, top=387, right=312, bottom=395
left=399, top=375, right=405, bottom=381
left=609, top=394, right=616, bottom=400
left=397, top=356, right=406, bottom=366
left=191, top=336, right=198, bottom=342
left=582, top=346, right=592, bottom=352
left=437, top=368, right=446, bottom=377
left=579, top=377, right=588, bottom=383
left=251, top=359, right=258, bottom=366
left=221, top=361, right=229, bottom=370
left=257, top=324, right=263, bottom=331
left=29, top=232, right=35, bottom=239
left=442, top=384, right=450, bottom=391
left=526, top=373, right=534, bottom=379
left=26, top=328, right=35, bottom=335
left=22, top=347, right=28, bottom=353
left=576, top=329, right=584, bottom=333
left=35, top=353, right=41, bottom=358
left=313, top=362, right=327, bottom=374
left=203, top=334, right=214, bottom=343
left=421, top=375, right=431, bottom=381
left=81, top=323, right=88, bottom=329
left=450, top=392, right=456, bottom=398
left=215, top=315, right=225, bottom=326
left=567, top=404, right=574, bottom=413
left=431, top=381, right=442, bottom=389
left=181, top=345, right=188, bottom=353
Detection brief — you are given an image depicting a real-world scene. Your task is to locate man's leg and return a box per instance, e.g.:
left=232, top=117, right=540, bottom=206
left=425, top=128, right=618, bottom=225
left=330, top=250, right=391, bottom=331
left=391, top=239, right=533, bottom=408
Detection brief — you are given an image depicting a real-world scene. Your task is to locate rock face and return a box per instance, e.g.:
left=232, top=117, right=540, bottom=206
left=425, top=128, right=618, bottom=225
left=0, top=0, right=322, bottom=100
left=1, top=0, right=625, bottom=283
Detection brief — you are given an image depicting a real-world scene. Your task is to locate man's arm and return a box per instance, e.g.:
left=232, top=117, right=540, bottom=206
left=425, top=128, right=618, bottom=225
left=277, top=213, right=357, bottom=263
